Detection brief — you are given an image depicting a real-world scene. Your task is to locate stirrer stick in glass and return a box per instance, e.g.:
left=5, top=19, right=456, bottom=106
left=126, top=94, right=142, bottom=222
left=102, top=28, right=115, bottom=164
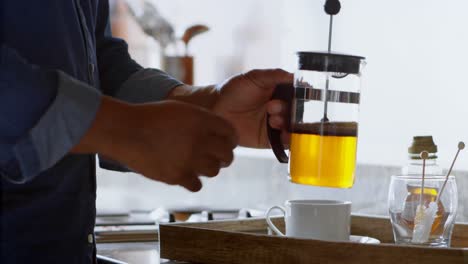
left=412, top=151, right=438, bottom=244
left=419, top=151, right=428, bottom=207
left=412, top=142, right=465, bottom=244
left=435, top=141, right=465, bottom=204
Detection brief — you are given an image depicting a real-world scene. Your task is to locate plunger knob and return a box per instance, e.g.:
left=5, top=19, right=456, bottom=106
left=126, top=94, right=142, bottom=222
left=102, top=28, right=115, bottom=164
left=325, top=0, right=341, bottom=15
left=420, top=151, right=429, bottom=160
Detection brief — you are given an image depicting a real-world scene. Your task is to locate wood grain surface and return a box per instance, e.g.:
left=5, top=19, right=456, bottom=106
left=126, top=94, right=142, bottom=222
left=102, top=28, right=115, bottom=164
left=159, top=215, right=468, bottom=264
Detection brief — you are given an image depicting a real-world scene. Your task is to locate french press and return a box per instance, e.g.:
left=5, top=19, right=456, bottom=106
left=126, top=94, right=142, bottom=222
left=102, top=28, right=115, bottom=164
left=268, top=0, right=366, bottom=188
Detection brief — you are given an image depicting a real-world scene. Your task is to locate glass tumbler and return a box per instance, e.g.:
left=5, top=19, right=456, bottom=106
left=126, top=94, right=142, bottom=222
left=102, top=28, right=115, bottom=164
left=388, top=175, right=458, bottom=247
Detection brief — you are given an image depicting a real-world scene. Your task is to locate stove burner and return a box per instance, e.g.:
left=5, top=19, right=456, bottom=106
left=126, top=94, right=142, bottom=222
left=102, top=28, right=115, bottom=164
left=96, top=208, right=262, bottom=227
left=167, top=208, right=253, bottom=223
left=94, top=208, right=263, bottom=243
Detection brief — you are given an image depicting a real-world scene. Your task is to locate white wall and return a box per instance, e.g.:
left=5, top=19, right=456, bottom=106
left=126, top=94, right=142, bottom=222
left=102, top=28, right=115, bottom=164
left=324, top=0, right=468, bottom=170
left=148, top=0, right=468, bottom=170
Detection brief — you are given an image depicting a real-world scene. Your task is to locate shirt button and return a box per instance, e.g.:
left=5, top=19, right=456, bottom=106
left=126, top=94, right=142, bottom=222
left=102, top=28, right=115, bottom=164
left=88, top=234, right=94, bottom=244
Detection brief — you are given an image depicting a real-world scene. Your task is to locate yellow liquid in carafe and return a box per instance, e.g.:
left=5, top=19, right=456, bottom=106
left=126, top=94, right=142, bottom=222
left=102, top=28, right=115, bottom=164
left=289, top=122, right=358, bottom=188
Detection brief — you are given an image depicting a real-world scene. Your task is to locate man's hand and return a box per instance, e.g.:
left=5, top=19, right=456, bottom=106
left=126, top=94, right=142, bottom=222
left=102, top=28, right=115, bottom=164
left=167, top=69, right=293, bottom=148
left=213, top=69, right=293, bottom=148
left=73, top=97, right=238, bottom=192
left=72, top=68, right=291, bottom=191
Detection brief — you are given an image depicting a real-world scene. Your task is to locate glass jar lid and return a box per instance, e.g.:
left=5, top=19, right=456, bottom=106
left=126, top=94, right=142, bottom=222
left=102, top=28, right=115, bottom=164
left=408, top=136, right=438, bottom=156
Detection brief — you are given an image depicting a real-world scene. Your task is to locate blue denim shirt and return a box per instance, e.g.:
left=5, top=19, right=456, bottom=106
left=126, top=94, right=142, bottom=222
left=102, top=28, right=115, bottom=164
left=0, top=1, right=182, bottom=263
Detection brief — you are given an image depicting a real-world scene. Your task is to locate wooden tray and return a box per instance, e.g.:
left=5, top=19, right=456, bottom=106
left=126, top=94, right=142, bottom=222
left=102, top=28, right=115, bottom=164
left=94, top=226, right=158, bottom=243
left=159, top=214, right=468, bottom=264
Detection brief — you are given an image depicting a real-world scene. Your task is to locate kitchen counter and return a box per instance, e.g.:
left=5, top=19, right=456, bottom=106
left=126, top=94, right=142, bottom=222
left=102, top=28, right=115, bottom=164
left=97, top=242, right=186, bottom=264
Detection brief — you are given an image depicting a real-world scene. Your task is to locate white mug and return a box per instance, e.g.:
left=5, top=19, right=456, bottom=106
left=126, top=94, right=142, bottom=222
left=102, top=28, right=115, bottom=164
left=266, top=200, right=351, bottom=241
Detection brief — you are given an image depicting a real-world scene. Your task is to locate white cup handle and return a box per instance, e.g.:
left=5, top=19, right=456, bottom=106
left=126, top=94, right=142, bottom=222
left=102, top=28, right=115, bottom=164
left=266, top=206, right=286, bottom=236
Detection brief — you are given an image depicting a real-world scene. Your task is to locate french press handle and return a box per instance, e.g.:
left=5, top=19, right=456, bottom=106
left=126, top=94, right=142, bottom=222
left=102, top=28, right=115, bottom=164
left=267, top=83, right=294, bottom=163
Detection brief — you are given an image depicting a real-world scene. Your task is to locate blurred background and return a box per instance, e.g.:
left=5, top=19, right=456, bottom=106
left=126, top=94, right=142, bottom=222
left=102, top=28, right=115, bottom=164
left=98, top=0, right=468, bottom=221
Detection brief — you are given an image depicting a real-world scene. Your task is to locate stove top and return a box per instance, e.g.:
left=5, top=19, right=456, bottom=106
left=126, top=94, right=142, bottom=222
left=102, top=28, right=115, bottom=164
left=96, top=207, right=264, bottom=226
left=95, top=207, right=265, bottom=243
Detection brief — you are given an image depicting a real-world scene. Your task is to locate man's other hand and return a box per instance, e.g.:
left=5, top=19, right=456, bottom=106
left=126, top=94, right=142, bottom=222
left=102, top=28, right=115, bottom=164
left=73, top=97, right=238, bottom=192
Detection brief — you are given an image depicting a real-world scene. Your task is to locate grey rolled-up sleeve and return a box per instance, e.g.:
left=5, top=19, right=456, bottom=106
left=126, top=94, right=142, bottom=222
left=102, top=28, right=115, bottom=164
left=98, top=68, right=182, bottom=172
left=11, top=72, right=102, bottom=183
left=115, top=68, right=183, bottom=103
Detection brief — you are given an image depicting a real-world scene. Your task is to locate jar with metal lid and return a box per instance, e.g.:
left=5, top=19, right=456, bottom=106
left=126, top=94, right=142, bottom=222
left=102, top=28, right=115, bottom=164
left=402, top=136, right=443, bottom=176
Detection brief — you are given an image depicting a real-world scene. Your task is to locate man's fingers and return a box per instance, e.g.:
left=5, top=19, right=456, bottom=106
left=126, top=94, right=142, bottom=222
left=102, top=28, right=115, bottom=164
left=201, top=136, right=235, bottom=164
left=193, top=135, right=234, bottom=176
left=267, top=100, right=287, bottom=115
left=271, top=68, right=294, bottom=84
left=193, top=156, right=222, bottom=177
left=281, top=131, right=291, bottom=148
left=179, top=175, right=203, bottom=192
left=206, top=117, right=239, bottom=148
left=269, top=115, right=286, bottom=130
left=245, top=69, right=294, bottom=88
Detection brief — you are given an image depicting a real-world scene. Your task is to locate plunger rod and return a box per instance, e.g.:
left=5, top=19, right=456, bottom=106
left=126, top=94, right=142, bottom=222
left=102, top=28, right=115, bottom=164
left=322, top=0, right=341, bottom=122
left=322, top=15, right=333, bottom=122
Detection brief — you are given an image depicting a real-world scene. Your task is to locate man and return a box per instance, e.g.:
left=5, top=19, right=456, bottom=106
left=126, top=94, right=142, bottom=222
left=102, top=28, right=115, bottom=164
left=0, top=1, right=290, bottom=263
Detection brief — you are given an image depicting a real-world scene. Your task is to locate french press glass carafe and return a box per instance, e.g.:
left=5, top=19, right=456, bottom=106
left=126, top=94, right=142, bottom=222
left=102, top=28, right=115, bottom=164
left=268, top=52, right=366, bottom=188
